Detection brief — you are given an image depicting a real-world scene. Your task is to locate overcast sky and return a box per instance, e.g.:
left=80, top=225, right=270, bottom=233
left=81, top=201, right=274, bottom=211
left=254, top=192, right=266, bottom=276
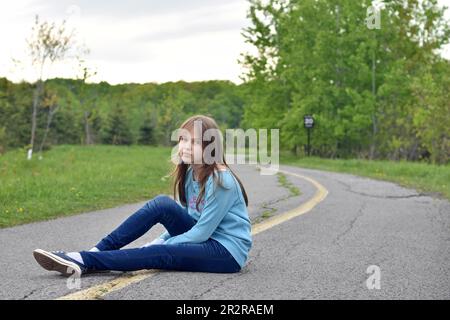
left=1, top=0, right=449, bottom=85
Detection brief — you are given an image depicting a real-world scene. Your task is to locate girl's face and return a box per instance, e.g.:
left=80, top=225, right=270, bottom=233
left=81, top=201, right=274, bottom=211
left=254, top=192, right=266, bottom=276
left=179, top=127, right=203, bottom=164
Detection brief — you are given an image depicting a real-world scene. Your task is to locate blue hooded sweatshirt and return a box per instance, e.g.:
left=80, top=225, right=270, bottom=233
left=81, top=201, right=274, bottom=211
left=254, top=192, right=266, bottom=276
left=160, top=166, right=252, bottom=269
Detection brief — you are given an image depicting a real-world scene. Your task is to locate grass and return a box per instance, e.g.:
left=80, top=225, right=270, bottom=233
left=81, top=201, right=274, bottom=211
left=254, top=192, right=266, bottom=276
left=253, top=170, right=302, bottom=224
left=1, top=145, right=448, bottom=228
left=277, top=172, right=301, bottom=197
left=0, top=145, right=173, bottom=228
left=280, top=153, right=450, bottom=200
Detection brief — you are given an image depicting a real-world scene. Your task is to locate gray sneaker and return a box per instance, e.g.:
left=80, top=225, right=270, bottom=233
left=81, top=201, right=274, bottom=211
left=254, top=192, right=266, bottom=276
left=33, top=249, right=87, bottom=276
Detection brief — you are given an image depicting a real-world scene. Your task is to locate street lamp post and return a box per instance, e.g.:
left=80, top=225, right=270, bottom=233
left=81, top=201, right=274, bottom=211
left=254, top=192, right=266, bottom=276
left=303, top=115, right=314, bottom=156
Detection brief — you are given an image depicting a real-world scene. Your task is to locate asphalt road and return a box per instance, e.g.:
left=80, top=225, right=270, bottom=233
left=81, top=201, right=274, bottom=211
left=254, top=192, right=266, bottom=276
left=1, top=163, right=449, bottom=300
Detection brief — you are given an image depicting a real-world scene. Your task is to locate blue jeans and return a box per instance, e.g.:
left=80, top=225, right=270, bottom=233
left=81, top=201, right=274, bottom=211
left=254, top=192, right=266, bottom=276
left=79, top=195, right=241, bottom=273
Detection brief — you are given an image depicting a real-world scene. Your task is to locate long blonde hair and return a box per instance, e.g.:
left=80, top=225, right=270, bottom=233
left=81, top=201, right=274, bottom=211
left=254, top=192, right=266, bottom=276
left=170, top=115, right=248, bottom=211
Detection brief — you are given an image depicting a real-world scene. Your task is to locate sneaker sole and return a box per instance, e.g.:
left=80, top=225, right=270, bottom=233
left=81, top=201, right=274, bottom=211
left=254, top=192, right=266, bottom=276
left=33, top=249, right=82, bottom=277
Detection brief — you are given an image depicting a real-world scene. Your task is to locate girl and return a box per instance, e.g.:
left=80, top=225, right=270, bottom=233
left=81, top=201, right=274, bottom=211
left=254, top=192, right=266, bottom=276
left=33, top=115, right=252, bottom=275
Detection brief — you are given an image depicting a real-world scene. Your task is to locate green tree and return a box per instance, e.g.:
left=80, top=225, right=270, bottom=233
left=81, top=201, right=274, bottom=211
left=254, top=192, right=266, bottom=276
left=102, top=106, right=133, bottom=145
left=240, top=0, right=450, bottom=162
left=0, top=78, right=33, bottom=150
left=138, top=110, right=157, bottom=145
left=0, top=126, right=6, bottom=154
left=410, top=60, right=450, bottom=164
left=25, top=15, right=76, bottom=159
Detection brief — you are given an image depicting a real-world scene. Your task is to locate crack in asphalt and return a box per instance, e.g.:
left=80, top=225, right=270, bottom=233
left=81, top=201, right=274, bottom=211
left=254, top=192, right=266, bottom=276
left=436, top=203, right=450, bottom=232
left=251, top=195, right=291, bottom=224
left=189, top=274, right=238, bottom=299
left=246, top=248, right=263, bottom=267
left=19, top=288, right=41, bottom=300
left=188, top=249, right=261, bottom=299
left=189, top=267, right=252, bottom=300
left=335, top=180, right=427, bottom=199
left=251, top=172, right=301, bottom=224
left=332, top=201, right=367, bottom=246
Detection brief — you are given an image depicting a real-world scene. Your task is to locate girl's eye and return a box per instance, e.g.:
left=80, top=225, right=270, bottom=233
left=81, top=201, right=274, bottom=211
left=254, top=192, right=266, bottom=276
left=179, top=135, right=201, bottom=145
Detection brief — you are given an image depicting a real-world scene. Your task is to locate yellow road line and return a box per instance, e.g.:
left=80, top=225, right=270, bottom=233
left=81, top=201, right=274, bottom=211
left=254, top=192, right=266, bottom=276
left=57, top=167, right=328, bottom=300
left=57, top=270, right=158, bottom=300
